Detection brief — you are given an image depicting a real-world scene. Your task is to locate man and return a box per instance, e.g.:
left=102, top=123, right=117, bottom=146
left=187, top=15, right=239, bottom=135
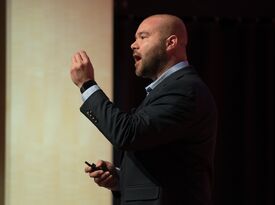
left=70, top=14, right=217, bottom=205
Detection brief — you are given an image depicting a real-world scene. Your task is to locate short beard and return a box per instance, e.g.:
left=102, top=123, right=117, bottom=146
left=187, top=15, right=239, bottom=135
left=138, top=45, right=167, bottom=80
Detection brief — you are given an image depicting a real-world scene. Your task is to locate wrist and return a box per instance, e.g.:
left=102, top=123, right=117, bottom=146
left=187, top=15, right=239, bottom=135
left=80, top=80, right=97, bottom=93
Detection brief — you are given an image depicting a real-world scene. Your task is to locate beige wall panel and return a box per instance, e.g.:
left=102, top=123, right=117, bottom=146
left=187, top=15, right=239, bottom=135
left=6, top=0, right=113, bottom=205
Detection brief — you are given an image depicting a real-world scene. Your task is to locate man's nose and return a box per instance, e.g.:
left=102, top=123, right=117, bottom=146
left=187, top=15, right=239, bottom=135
left=130, top=41, right=138, bottom=50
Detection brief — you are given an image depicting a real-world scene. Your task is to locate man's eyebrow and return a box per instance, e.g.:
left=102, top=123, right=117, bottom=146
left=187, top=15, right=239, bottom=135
left=135, top=31, right=150, bottom=38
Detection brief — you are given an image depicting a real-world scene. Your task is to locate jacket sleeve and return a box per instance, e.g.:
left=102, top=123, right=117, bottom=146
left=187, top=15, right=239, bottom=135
left=79, top=80, right=201, bottom=151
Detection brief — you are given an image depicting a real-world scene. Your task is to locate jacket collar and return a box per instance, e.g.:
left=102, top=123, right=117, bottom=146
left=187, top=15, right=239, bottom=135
left=145, top=61, right=189, bottom=95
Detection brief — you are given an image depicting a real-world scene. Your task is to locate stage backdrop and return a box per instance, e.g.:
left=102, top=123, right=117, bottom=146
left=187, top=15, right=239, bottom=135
left=5, top=0, right=113, bottom=205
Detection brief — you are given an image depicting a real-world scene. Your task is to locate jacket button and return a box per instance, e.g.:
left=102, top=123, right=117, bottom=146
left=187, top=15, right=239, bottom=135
left=87, top=110, right=93, bottom=117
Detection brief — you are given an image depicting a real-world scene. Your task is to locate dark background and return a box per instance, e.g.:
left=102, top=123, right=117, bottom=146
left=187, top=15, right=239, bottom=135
left=113, top=1, right=274, bottom=205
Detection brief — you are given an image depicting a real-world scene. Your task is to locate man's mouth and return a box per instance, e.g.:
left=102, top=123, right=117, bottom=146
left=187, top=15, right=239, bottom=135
left=133, top=53, right=142, bottom=63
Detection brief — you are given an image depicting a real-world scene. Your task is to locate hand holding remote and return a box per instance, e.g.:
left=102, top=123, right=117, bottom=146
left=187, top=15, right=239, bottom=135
left=85, top=161, right=108, bottom=172
left=84, top=160, right=119, bottom=191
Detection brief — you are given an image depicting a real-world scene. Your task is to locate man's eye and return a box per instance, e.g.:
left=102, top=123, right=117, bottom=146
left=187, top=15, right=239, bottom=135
left=140, top=35, right=147, bottom=39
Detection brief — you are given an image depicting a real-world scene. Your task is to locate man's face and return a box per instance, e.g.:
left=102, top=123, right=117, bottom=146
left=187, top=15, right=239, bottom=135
left=131, top=18, right=168, bottom=80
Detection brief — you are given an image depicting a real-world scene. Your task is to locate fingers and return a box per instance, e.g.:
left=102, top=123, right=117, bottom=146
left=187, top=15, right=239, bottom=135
left=85, top=161, right=108, bottom=175
left=93, top=170, right=110, bottom=183
left=95, top=160, right=105, bottom=168
left=84, top=166, right=92, bottom=173
left=79, top=50, right=90, bottom=63
left=86, top=169, right=114, bottom=188
left=75, top=52, right=83, bottom=63
left=70, top=50, right=94, bottom=87
left=84, top=159, right=105, bottom=175
left=72, top=50, right=89, bottom=64
left=94, top=172, right=115, bottom=188
left=88, top=169, right=104, bottom=178
left=84, top=160, right=118, bottom=189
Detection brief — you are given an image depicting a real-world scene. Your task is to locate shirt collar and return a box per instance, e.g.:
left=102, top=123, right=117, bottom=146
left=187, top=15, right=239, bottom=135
left=145, top=61, right=189, bottom=94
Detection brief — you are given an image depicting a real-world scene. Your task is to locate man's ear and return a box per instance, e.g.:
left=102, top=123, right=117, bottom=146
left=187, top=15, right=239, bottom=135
left=166, top=35, right=177, bottom=51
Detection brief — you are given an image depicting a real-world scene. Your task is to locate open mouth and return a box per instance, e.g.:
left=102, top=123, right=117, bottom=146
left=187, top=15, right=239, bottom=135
left=133, top=53, right=142, bottom=63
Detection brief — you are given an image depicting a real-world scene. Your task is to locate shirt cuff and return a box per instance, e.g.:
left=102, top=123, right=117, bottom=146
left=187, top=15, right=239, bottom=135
left=81, top=85, right=101, bottom=102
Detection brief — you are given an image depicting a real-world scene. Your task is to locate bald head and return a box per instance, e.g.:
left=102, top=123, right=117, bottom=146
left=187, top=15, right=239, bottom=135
left=142, top=14, right=188, bottom=47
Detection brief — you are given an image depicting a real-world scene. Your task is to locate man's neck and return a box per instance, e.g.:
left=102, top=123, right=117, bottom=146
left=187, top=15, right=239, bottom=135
left=153, top=58, right=187, bottom=80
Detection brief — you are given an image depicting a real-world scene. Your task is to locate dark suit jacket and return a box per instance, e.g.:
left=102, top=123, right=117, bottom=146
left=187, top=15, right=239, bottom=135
left=80, top=66, right=218, bottom=205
